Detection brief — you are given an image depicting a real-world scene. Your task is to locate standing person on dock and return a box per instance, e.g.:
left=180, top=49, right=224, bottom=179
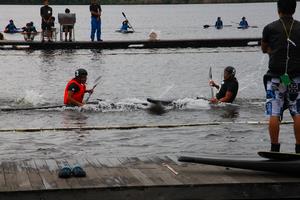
left=261, top=0, right=300, bottom=153
left=209, top=66, right=239, bottom=104
left=64, top=69, right=94, bottom=107
left=90, top=0, right=102, bottom=42
left=40, top=0, right=53, bottom=42
left=215, top=17, right=223, bottom=29
left=239, top=17, right=249, bottom=29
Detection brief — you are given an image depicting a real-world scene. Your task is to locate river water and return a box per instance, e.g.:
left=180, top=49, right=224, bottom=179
left=0, top=3, right=299, bottom=161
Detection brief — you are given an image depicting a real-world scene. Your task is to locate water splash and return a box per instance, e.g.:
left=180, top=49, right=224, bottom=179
left=16, top=90, right=46, bottom=106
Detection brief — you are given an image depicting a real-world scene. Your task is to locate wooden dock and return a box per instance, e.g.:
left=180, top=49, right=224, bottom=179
left=1, top=156, right=300, bottom=200
left=0, top=38, right=261, bottom=50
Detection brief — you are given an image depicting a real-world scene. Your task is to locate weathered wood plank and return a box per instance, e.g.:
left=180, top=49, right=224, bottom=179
left=0, top=161, right=8, bottom=191
left=34, top=159, right=58, bottom=190
left=22, top=160, right=45, bottom=190
left=2, top=162, right=18, bottom=190
left=75, top=158, right=106, bottom=188
left=15, top=161, right=32, bottom=191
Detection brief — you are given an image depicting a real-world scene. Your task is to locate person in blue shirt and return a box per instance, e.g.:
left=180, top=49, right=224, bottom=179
left=239, top=16, right=249, bottom=29
left=215, top=17, right=223, bottom=29
left=4, top=19, right=18, bottom=33
left=120, top=19, right=131, bottom=32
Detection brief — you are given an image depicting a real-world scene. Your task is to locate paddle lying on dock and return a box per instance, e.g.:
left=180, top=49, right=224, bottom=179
left=122, top=12, right=135, bottom=32
left=178, top=155, right=300, bottom=175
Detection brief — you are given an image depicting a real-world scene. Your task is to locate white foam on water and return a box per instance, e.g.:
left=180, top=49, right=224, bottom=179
left=173, top=98, right=210, bottom=110
left=16, top=90, right=46, bottom=106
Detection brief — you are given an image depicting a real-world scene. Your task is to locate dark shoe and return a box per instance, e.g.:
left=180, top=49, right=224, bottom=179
left=271, top=143, right=280, bottom=152
left=295, top=144, right=300, bottom=153
left=98, top=39, right=103, bottom=42
left=72, top=165, right=86, bottom=177
left=58, top=166, right=72, bottom=178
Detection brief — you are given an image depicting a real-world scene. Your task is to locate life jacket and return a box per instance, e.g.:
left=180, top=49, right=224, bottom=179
left=64, top=78, right=86, bottom=105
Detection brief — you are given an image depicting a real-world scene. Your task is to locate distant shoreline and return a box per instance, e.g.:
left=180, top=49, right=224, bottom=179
left=0, top=0, right=275, bottom=5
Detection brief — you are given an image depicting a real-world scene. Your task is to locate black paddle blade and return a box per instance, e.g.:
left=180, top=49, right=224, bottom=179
left=209, top=67, right=212, bottom=80
left=203, top=25, right=210, bottom=29
left=122, top=12, right=126, bottom=18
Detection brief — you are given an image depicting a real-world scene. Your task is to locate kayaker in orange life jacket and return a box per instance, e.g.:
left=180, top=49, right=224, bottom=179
left=64, top=68, right=94, bottom=106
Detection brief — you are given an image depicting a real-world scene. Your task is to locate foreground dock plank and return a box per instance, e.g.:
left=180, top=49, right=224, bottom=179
left=0, top=156, right=300, bottom=199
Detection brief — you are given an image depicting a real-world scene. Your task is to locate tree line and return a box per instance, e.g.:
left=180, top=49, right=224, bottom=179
left=0, top=0, right=275, bottom=5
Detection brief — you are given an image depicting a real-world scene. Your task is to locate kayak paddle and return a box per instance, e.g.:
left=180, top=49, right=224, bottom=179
left=122, top=12, right=135, bottom=32
left=203, top=24, right=232, bottom=29
left=85, top=75, right=102, bottom=103
left=209, top=67, right=214, bottom=99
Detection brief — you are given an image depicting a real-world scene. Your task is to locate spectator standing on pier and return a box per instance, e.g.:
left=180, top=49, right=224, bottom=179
left=261, top=0, right=300, bottom=153
left=40, top=0, right=53, bottom=42
left=90, top=0, right=102, bottom=41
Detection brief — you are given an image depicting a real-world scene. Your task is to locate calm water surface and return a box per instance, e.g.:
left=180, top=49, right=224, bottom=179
left=0, top=3, right=299, bottom=161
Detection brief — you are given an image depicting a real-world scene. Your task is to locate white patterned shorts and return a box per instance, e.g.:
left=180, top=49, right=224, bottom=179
left=265, top=77, right=300, bottom=117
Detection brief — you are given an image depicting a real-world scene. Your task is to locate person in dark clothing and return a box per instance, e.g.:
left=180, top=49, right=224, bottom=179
left=64, top=69, right=94, bottom=107
left=239, top=16, right=249, bottom=29
left=40, top=0, right=53, bottom=41
left=4, top=19, right=18, bottom=33
left=261, top=0, right=300, bottom=153
left=209, top=66, right=239, bottom=104
left=22, top=22, right=38, bottom=41
left=215, top=17, right=223, bottom=29
left=63, top=8, right=74, bottom=41
left=90, top=0, right=102, bottom=41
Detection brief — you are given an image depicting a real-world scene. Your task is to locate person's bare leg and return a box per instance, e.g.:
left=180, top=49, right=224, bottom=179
left=269, top=116, right=281, bottom=151
left=69, top=31, right=72, bottom=41
left=293, top=115, right=300, bottom=144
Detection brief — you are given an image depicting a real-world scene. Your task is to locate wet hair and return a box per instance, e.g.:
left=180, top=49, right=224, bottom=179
left=225, top=66, right=236, bottom=77
left=277, top=0, right=296, bottom=15
left=65, top=8, right=70, bottom=13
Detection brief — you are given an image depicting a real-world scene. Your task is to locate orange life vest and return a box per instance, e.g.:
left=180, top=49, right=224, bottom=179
left=64, top=78, right=86, bottom=105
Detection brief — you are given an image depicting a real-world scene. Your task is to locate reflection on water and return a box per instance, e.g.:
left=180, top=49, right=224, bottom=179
left=62, top=110, right=88, bottom=127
